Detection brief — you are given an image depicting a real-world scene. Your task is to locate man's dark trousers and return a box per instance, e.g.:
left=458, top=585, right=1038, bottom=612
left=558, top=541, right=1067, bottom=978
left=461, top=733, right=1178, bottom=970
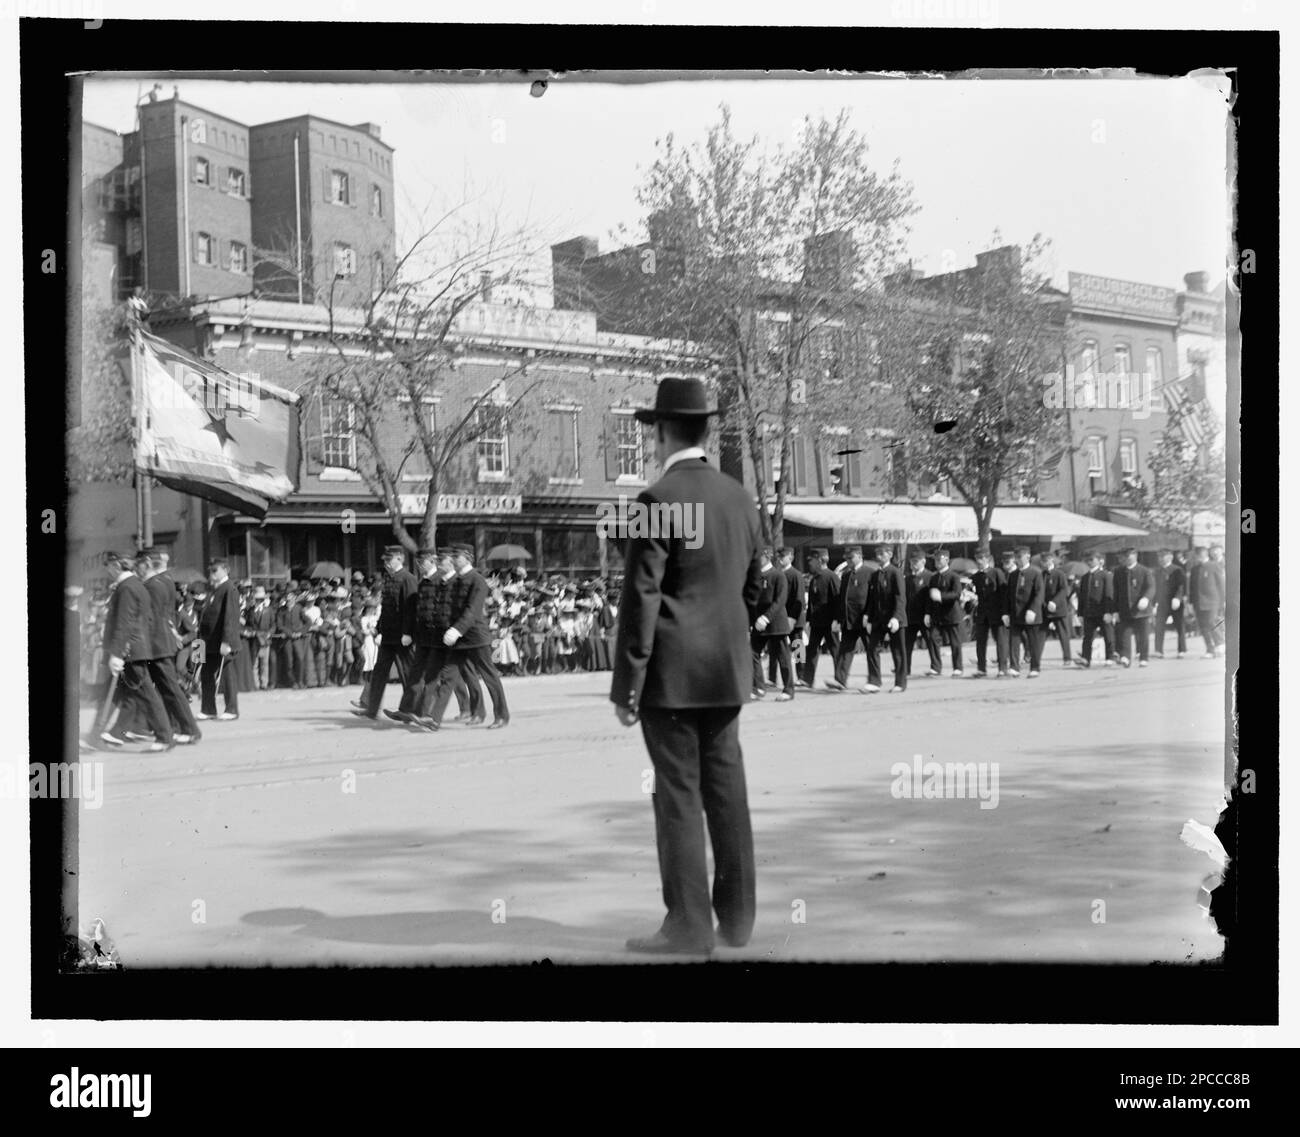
left=1010, top=625, right=1045, bottom=672
left=200, top=653, right=238, bottom=717
left=753, top=633, right=792, bottom=695
left=802, top=623, right=838, bottom=685
left=832, top=624, right=866, bottom=686
left=1154, top=607, right=1187, bottom=654
left=866, top=626, right=907, bottom=689
left=117, top=661, right=174, bottom=743
left=431, top=645, right=507, bottom=722
left=973, top=616, right=1008, bottom=674
left=1117, top=617, right=1150, bottom=663
left=363, top=640, right=415, bottom=717
left=1080, top=616, right=1115, bottom=664
left=149, top=657, right=198, bottom=735
left=1044, top=617, right=1072, bottom=662
left=905, top=624, right=942, bottom=675
left=639, top=705, right=756, bottom=949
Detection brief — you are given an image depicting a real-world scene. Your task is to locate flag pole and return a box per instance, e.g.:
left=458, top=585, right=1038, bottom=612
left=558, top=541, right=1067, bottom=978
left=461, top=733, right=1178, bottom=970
left=128, top=304, right=153, bottom=548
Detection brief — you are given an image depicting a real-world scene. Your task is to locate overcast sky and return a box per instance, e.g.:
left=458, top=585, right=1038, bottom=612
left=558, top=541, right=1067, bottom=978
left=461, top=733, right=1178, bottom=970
left=82, top=73, right=1232, bottom=299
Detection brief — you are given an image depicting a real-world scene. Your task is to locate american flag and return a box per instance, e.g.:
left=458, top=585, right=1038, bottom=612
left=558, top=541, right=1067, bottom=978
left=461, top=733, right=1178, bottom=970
left=1162, top=376, right=1210, bottom=448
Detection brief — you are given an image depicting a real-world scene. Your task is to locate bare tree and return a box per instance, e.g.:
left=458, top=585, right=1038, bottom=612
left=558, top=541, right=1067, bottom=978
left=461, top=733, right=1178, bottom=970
left=256, top=193, right=560, bottom=553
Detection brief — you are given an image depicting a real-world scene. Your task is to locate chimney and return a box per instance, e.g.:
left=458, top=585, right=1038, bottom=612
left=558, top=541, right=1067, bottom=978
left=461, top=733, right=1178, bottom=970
left=551, top=236, right=598, bottom=311
left=974, top=245, right=1022, bottom=287
left=354, top=123, right=383, bottom=139
left=1183, top=270, right=1209, bottom=293
left=804, top=231, right=859, bottom=291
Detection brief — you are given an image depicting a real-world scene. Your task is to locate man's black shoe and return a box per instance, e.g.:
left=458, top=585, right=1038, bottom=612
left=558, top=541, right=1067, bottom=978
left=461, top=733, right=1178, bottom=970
left=487, top=717, right=510, bottom=729
left=350, top=709, right=377, bottom=719
left=467, top=714, right=487, bottom=726
left=383, top=709, right=412, bottom=723
left=625, top=931, right=712, bottom=956
left=715, top=927, right=751, bottom=949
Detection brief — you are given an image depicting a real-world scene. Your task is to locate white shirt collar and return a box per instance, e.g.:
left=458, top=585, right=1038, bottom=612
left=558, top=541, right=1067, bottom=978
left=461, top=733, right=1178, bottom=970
left=457, top=564, right=473, bottom=575
left=662, top=446, right=707, bottom=473
left=114, top=570, right=134, bottom=585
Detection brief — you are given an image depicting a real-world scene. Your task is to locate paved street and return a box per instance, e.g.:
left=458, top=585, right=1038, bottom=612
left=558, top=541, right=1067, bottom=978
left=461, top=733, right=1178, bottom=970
left=77, top=648, right=1228, bottom=966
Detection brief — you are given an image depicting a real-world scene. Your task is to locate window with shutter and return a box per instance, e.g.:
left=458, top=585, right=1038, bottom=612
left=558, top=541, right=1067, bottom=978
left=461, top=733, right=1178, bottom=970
left=550, top=409, right=579, bottom=479
left=792, top=434, right=808, bottom=494
left=847, top=446, right=863, bottom=495
left=603, top=415, right=620, bottom=481
left=303, top=396, right=324, bottom=474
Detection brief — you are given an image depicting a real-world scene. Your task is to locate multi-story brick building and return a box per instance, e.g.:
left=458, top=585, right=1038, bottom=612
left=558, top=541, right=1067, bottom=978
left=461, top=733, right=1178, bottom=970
left=144, top=296, right=708, bottom=584
left=249, top=115, right=396, bottom=308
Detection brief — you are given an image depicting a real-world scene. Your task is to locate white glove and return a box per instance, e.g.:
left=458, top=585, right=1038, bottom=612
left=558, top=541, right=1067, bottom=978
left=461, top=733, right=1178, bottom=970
left=1137, top=597, right=1149, bottom=612
left=928, top=587, right=941, bottom=603
left=887, top=617, right=899, bottom=634
left=1047, top=601, right=1057, bottom=613
left=108, top=654, right=124, bottom=675
left=923, top=615, right=931, bottom=628
left=400, top=634, right=413, bottom=646
left=443, top=628, right=462, bottom=646
left=1025, top=610, right=1037, bottom=624
left=1001, top=614, right=1011, bottom=628
left=1172, top=598, right=1181, bottom=611
left=755, top=615, right=770, bottom=632
left=861, top=615, right=870, bottom=630
left=831, top=621, right=840, bottom=634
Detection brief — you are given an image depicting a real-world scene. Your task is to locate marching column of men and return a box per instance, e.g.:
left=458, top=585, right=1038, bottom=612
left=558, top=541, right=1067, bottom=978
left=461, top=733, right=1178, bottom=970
left=350, top=544, right=511, bottom=732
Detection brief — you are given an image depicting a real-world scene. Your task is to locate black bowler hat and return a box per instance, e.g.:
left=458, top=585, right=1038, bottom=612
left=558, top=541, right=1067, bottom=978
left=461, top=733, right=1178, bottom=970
left=633, top=376, right=718, bottom=423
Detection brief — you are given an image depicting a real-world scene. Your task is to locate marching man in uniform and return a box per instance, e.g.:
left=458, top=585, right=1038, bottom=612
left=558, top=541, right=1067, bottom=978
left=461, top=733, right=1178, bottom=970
left=1112, top=545, right=1156, bottom=668
left=1041, top=550, right=1074, bottom=668
left=970, top=547, right=1008, bottom=678
left=1153, top=548, right=1188, bottom=658
left=1075, top=549, right=1117, bottom=668
left=927, top=547, right=964, bottom=677
left=903, top=548, right=941, bottom=678
left=861, top=543, right=907, bottom=694
left=827, top=545, right=871, bottom=691
left=1007, top=545, right=1045, bottom=678
left=799, top=548, right=839, bottom=688
left=354, top=545, right=419, bottom=723
left=751, top=547, right=793, bottom=701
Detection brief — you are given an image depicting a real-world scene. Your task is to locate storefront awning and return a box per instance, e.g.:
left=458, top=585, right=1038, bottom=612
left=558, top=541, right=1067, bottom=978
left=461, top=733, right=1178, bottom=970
left=986, top=505, right=1148, bottom=539
left=780, top=502, right=979, bottom=544
left=778, top=500, right=1147, bottom=543
left=1107, top=507, right=1226, bottom=541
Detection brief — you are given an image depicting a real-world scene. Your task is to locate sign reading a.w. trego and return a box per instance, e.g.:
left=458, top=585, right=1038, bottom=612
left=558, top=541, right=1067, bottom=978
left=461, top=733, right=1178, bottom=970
left=1068, top=272, right=1178, bottom=324
left=399, top=493, right=522, bottom=516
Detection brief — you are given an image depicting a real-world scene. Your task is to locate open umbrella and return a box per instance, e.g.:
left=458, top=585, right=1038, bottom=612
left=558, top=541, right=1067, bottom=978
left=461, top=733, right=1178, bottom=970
left=485, top=544, right=533, bottom=562
left=306, top=561, right=346, bottom=580
left=949, top=556, right=978, bottom=573
left=169, top=566, right=205, bottom=584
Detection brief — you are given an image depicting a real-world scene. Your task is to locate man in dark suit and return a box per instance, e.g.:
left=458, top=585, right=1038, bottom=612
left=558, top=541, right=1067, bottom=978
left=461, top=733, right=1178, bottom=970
left=927, top=547, right=965, bottom=677
left=861, top=543, right=908, bottom=693
left=139, top=549, right=200, bottom=743
left=769, top=547, right=805, bottom=690
left=1007, top=545, right=1045, bottom=677
left=1040, top=549, right=1074, bottom=667
left=1189, top=546, right=1224, bottom=657
left=355, top=546, right=419, bottom=722
left=198, top=557, right=243, bottom=720
left=287, top=586, right=312, bottom=689
left=406, top=548, right=475, bottom=729
left=903, top=549, right=941, bottom=677
left=828, top=545, right=871, bottom=691
left=799, top=548, right=839, bottom=688
left=612, top=376, right=763, bottom=956
left=1075, top=549, right=1117, bottom=668
left=1112, top=545, right=1157, bottom=667
left=438, top=545, right=509, bottom=727
left=95, top=552, right=175, bottom=751
left=970, top=547, right=1009, bottom=678
left=751, top=548, right=793, bottom=701
left=1152, top=548, right=1188, bottom=657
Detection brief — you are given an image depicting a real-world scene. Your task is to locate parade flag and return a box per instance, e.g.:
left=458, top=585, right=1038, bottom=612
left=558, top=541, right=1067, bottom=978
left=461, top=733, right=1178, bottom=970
left=1162, top=375, right=1208, bottom=448
left=134, top=330, right=300, bottom=517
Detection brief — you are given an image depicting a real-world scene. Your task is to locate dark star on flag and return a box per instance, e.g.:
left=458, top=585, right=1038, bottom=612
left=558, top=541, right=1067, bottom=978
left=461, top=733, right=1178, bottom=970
left=202, top=409, right=236, bottom=448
